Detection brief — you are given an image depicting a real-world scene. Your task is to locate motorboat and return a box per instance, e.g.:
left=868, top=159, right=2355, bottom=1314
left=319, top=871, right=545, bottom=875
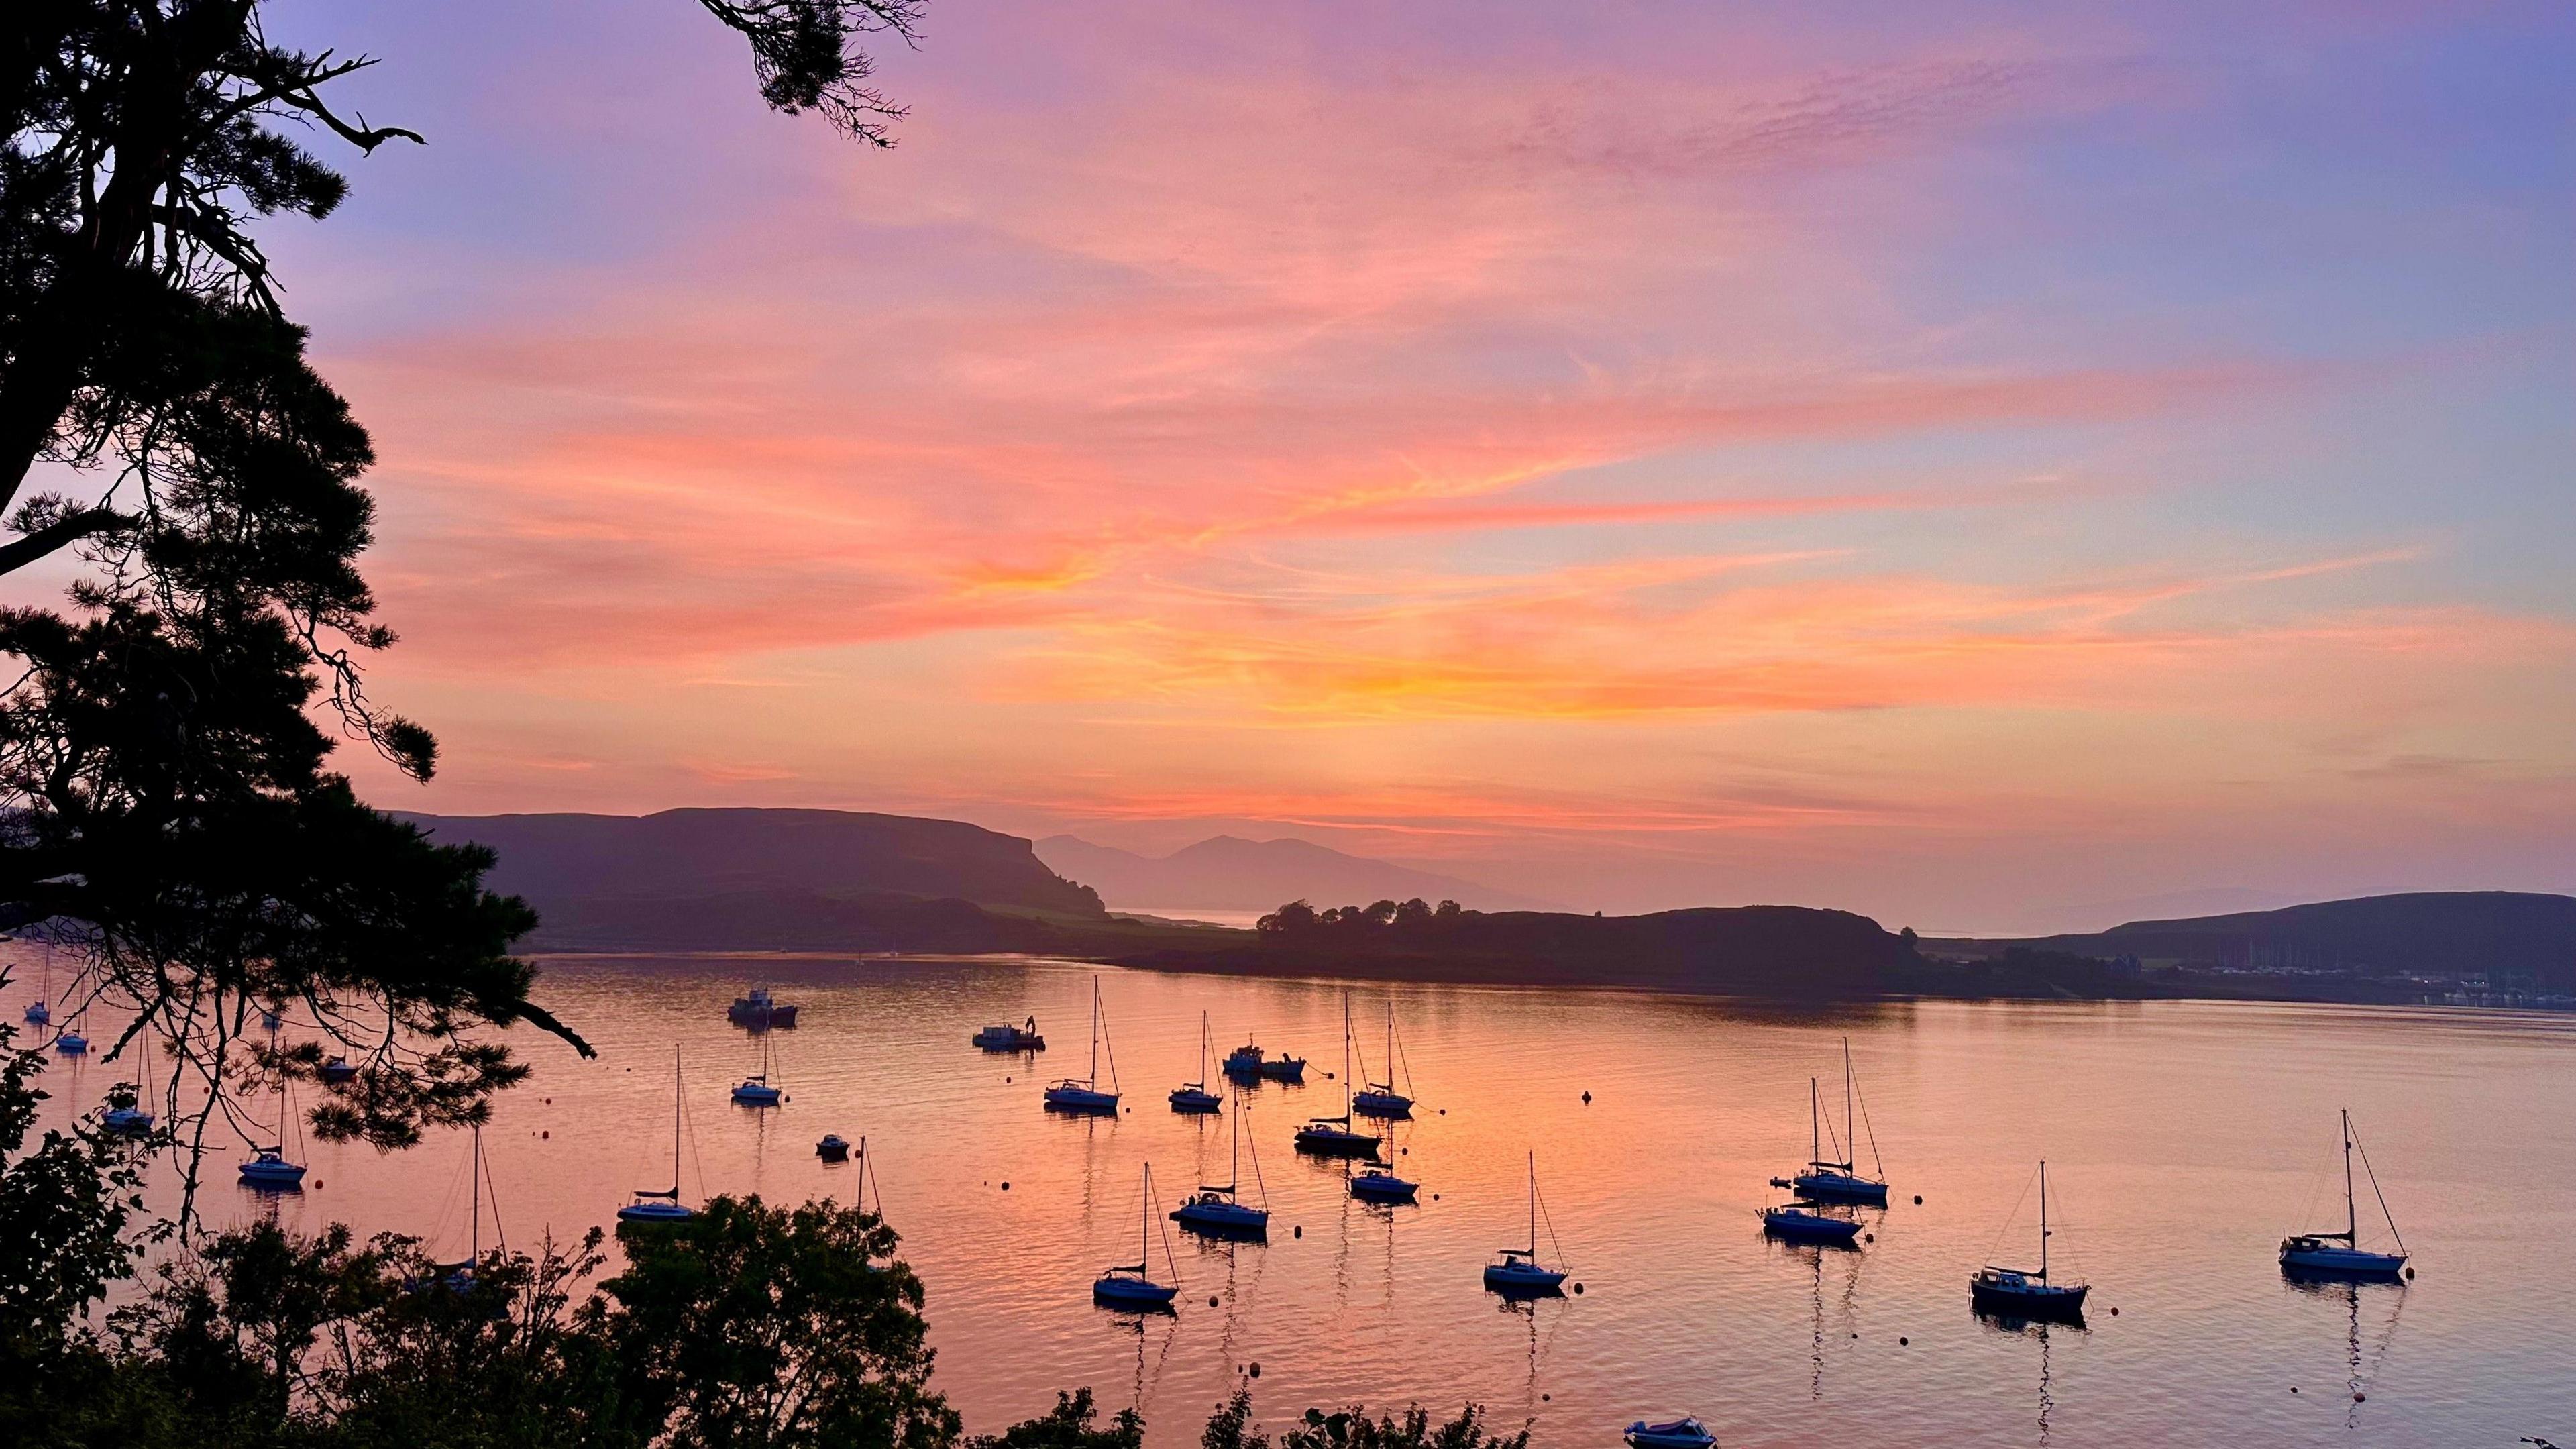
left=973, top=1016, right=1044, bottom=1051
left=1625, top=1419, right=1717, bottom=1449
left=727, top=987, right=798, bottom=1028
left=1093, top=1163, right=1181, bottom=1309
left=1042, top=977, right=1122, bottom=1114
left=1350, top=1167, right=1418, bottom=1203
left=619, top=1046, right=697, bottom=1225
left=1223, top=1041, right=1265, bottom=1081
left=2279, top=1109, right=2408, bottom=1281
left=1169, top=1011, right=1222, bottom=1113
left=1761, top=1201, right=1860, bottom=1245
left=1258, top=1053, right=1307, bottom=1083
left=816, top=1133, right=851, bottom=1162
left=1970, top=1161, right=2088, bottom=1322
left=1484, top=1152, right=1570, bottom=1296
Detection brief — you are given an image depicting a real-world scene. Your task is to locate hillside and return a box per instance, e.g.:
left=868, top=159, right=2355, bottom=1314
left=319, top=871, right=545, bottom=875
left=1931, top=890, right=2576, bottom=993
left=400, top=808, right=1106, bottom=928
left=1036, top=833, right=1552, bottom=913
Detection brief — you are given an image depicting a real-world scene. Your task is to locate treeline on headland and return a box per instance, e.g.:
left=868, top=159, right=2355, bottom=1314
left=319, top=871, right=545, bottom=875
left=1, top=1026, right=1528, bottom=1449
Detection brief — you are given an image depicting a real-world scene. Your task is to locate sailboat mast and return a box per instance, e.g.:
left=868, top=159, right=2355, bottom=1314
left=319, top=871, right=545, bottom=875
left=471, top=1122, right=483, bottom=1260
left=1527, top=1150, right=1538, bottom=1254
left=1843, top=1040, right=1856, bottom=1167
left=1342, top=994, right=1354, bottom=1118
left=2039, top=1161, right=2051, bottom=1283
left=1141, top=1163, right=1152, bottom=1266
left=1089, top=979, right=1101, bottom=1084
left=1810, top=1077, right=1821, bottom=1166
left=2342, top=1108, right=2357, bottom=1242
left=670, top=1045, right=683, bottom=1195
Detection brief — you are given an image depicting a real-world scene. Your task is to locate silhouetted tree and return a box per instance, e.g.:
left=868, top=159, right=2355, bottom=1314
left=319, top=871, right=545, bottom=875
left=1434, top=900, right=1462, bottom=920
left=1392, top=898, right=1432, bottom=927
left=1256, top=900, right=1318, bottom=934
left=1362, top=900, right=1398, bottom=925
left=971, top=1389, right=1141, bottom=1449
left=0, top=0, right=932, bottom=1208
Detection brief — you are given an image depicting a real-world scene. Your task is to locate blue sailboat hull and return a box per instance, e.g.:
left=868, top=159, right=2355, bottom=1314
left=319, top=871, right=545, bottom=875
left=1044, top=1084, right=1119, bottom=1113
left=1763, top=1207, right=1860, bottom=1244
left=2279, top=1240, right=2406, bottom=1280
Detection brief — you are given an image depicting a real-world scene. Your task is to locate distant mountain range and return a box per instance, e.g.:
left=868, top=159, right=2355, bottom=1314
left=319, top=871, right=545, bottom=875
left=1034, top=833, right=1554, bottom=914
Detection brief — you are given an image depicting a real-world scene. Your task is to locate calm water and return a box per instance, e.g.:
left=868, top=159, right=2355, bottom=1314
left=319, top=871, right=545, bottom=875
left=13, top=951, right=2576, bottom=1448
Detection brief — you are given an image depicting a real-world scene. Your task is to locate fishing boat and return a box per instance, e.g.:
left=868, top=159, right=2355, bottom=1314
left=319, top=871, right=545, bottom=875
left=1761, top=1200, right=1861, bottom=1245
left=619, top=1047, right=696, bottom=1224
left=1172, top=1087, right=1269, bottom=1238
left=1971, top=1161, right=2088, bottom=1322
left=816, top=1132, right=851, bottom=1162
left=1169, top=1011, right=1222, bottom=1114
left=1351, top=999, right=1415, bottom=1119
left=238, top=1077, right=307, bottom=1189
left=1625, top=1419, right=1717, bottom=1449
left=1350, top=1166, right=1418, bottom=1203
left=973, top=1016, right=1044, bottom=1051
left=1485, top=1152, right=1569, bottom=1296
left=1293, top=996, right=1381, bottom=1157
left=319, top=1054, right=358, bottom=1085
left=2279, top=1110, right=2408, bottom=1281
left=1094, top=1163, right=1182, bottom=1309
left=1222, top=1040, right=1265, bottom=1081
left=1044, top=977, right=1122, bottom=1114
left=1258, top=1051, right=1307, bottom=1083
left=731, top=1030, right=783, bottom=1106
left=1783, top=1042, right=1886, bottom=1203
left=727, top=987, right=798, bottom=1028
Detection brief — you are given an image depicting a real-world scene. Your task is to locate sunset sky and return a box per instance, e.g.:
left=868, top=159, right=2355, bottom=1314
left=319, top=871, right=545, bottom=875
left=63, top=1, right=2571, bottom=931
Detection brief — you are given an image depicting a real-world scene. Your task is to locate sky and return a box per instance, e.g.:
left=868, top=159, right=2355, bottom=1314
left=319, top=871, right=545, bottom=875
left=52, top=0, right=2576, bottom=932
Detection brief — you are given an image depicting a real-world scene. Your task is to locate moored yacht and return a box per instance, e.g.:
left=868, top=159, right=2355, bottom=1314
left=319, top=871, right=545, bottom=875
left=2279, top=1110, right=2408, bottom=1281
left=1970, top=1161, right=2088, bottom=1322
left=1042, top=977, right=1121, bottom=1114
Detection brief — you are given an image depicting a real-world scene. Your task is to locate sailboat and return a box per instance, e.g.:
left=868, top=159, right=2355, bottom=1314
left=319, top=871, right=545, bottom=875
left=431, top=1123, right=497, bottom=1292
left=1293, top=995, right=1381, bottom=1157
left=1484, top=1151, right=1568, bottom=1295
left=1350, top=1161, right=1418, bottom=1203
left=619, top=1046, right=696, bottom=1224
left=1172, top=1086, right=1269, bottom=1237
left=1169, top=1011, right=1222, bottom=1114
left=731, top=1030, right=783, bottom=1106
left=103, top=1025, right=156, bottom=1135
left=1043, top=977, right=1121, bottom=1114
left=1093, top=1162, right=1181, bottom=1309
left=1351, top=999, right=1415, bottom=1119
left=2280, top=1110, right=2408, bottom=1281
left=238, top=1075, right=308, bottom=1188
left=21, top=940, right=46, bottom=1024
left=52, top=1012, right=87, bottom=1055
left=1971, top=1161, right=2088, bottom=1321
left=1786, top=1041, right=1886, bottom=1203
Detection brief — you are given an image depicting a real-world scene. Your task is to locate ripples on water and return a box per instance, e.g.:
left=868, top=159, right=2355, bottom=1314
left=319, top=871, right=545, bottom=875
left=14, top=952, right=2576, bottom=1447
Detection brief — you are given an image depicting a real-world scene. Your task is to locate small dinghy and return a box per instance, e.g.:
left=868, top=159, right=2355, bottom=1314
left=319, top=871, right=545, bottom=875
left=1173, top=1087, right=1269, bottom=1238
left=2279, top=1109, right=2408, bottom=1281
left=973, top=1016, right=1044, bottom=1051
left=1484, top=1152, right=1570, bottom=1297
left=1095, top=1163, right=1182, bottom=1309
left=816, top=1132, right=851, bottom=1162
left=1169, top=1011, right=1222, bottom=1114
left=619, top=1047, right=697, bottom=1225
left=1350, top=1167, right=1417, bottom=1203
left=1762, top=1201, right=1861, bottom=1245
left=1625, top=1419, right=1716, bottom=1449
left=1043, top=977, right=1122, bottom=1114
left=319, top=1055, right=357, bottom=1085
left=1970, top=1161, right=2088, bottom=1322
